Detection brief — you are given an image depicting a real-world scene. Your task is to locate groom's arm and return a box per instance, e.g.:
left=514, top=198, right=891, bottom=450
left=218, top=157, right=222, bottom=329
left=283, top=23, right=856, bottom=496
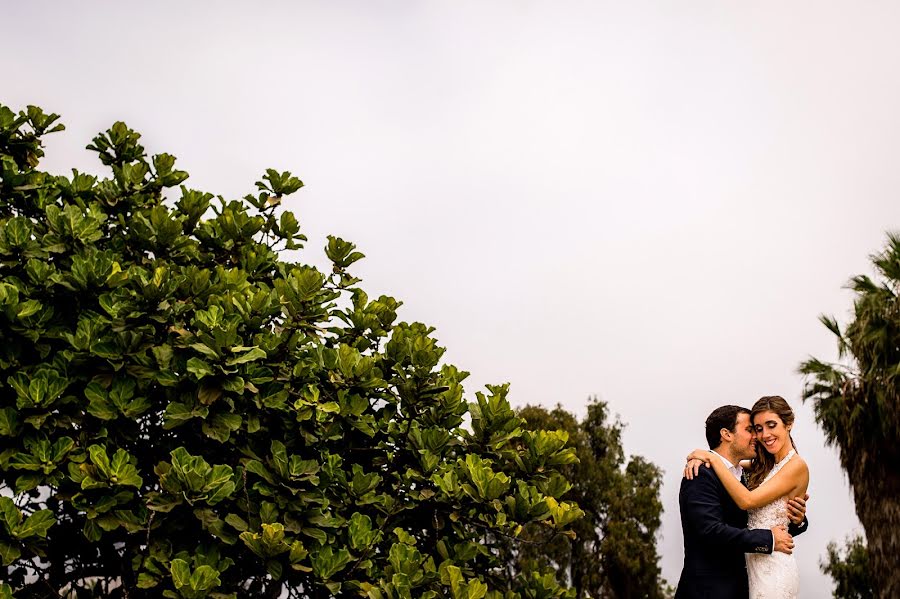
left=788, top=517, right=808, bottom=537
left=680, top=469, right=773, bottom=555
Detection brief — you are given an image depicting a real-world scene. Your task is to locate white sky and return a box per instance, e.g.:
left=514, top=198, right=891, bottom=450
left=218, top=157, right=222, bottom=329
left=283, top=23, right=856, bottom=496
left=8, top=1, right=898, bottom=596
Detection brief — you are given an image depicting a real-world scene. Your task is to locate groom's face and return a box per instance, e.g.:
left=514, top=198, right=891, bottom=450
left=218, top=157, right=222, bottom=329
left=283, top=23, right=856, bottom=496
left=731, top=412, right=757, bottom=459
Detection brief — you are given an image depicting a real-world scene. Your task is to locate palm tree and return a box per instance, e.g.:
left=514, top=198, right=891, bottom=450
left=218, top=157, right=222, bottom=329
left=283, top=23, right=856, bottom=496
left=799, top=233, right=900, bottom=599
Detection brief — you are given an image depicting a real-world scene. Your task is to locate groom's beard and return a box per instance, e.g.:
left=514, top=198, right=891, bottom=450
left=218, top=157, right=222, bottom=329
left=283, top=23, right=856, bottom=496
left=732, top=443, right=757, bottom=463
left=742, top=441, right=759, bottom=460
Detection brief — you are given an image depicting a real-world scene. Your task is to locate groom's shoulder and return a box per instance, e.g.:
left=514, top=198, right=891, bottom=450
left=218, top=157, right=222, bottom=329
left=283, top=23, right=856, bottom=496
left=679, top=465, right=719, bottom=493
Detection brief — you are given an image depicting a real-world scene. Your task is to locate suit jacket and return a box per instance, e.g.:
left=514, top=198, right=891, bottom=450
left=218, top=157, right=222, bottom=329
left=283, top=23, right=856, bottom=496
left=674, top=466, right=809, bottom=599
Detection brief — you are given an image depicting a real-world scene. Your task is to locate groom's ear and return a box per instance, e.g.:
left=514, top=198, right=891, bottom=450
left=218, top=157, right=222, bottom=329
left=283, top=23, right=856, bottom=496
left=720, top=427, right=732, bottom=442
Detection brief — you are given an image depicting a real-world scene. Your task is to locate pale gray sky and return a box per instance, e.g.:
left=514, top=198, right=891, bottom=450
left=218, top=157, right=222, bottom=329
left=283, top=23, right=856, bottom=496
left=7, top=1, right=898, bottom=596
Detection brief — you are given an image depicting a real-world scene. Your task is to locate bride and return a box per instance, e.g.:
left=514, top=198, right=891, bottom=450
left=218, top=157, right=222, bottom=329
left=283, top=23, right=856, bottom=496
left=687, top=396, right=809, bottom=599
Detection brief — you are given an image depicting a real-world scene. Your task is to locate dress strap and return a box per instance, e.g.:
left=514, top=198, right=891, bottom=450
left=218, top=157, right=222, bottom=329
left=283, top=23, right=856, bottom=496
left=775, top=449, right=796, bottom=469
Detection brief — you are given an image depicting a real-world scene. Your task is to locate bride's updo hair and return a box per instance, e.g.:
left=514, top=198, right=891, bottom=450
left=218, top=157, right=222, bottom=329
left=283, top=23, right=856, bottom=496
left=746, top=396, right=796, bottom=490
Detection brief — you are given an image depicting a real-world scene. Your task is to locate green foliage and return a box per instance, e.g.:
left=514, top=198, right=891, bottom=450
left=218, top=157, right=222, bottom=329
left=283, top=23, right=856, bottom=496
left=508, top=400, right=668, bottom=599
left=821, top=534, right=873, bottom=599
left=0, top=496, right=55, bottom=565
left=800, top=234, right=900, bottom=598
left=0, top=104, right=581, bottom=597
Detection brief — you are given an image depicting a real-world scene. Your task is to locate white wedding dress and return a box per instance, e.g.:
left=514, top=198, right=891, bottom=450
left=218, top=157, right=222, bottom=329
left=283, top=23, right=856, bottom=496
left=745, top=449, right=800, bottom=599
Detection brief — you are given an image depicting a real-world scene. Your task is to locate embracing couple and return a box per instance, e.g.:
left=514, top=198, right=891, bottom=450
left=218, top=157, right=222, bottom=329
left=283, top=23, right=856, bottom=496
left=675, top=396, right=811, bottom=599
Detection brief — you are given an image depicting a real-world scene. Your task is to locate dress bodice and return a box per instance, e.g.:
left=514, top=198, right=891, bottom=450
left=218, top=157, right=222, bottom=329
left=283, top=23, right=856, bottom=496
left=746, top=449, right=796, bottom=529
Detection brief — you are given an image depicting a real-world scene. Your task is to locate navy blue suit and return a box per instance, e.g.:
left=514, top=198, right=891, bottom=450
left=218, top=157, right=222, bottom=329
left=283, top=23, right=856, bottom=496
left=674, top=466, right=808, bottom=599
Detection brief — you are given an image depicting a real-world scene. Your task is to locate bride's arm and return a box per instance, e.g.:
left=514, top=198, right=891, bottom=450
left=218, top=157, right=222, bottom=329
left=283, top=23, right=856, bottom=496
left=686, top=449, right=809, bottom=510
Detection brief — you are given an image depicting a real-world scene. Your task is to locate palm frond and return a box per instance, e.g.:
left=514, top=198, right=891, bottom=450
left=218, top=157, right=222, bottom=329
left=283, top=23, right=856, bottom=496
left=873, top=231, right=900, bottom=283
left=849, top=274, right=879, bottom=295
left=818, top=314, right=849, bottom=357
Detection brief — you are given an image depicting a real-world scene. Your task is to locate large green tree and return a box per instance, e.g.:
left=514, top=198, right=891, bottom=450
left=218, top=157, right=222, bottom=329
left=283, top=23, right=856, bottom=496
left=0, top=104, right=583, bottom=598
left=800, top=233, right=900, bottom=599
left=502, top=400, right=667, bottom=599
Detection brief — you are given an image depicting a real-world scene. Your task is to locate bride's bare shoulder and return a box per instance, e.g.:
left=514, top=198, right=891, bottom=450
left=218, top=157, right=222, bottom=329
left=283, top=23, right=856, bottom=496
left=784, top=453, right=809, bottom=478
left=786, top=453, right=809, bottom=494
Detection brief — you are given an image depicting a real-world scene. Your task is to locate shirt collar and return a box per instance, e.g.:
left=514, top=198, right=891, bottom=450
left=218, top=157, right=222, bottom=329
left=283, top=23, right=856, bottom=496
left=711, top=450, right=743, bottom=480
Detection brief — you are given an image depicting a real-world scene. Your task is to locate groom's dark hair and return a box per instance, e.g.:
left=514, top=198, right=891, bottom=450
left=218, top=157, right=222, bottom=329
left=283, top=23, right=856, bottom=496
left=705, top=405, right=750, bottom=449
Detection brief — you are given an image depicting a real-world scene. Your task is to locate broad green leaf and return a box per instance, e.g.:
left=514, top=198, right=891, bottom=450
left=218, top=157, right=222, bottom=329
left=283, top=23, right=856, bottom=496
left=202, top=412, right=242, bottom=443
left=225, top=347, right=266, bottom=366
left=8, top=453, right=42, bottom=472
left=170, top=558, right=191, bottom=588
left=189, top=564, right=222, bottom=591
left=137, top=572, right=160, bottom=589
left=85, top=382, right=117, bottom=419
left=164, top=401, right=207, bottom=427
left=310, top=546, right=352, bottom=580
left=0, top=498, right=21, bottom=532
left=16, top=298, right=42, bottom=319
left=15, top=473, right=42, bottom=494
left=82, top=519, right=102, bottom=542
left=13, top=509, right=55, bottom=539
left=244, top=459, right=275, bottom=484
left=0, top=408, right=18, bottom=436
left=186, top=357, right=215, bottom=379
left=109, top=448, right=143, bottom=487
left=0, top=542, right=21, bottom=566
left=51, top=436, right=75, bottom=462
left=224, top=513, right=248, bottom=532
left=88, top=444, right=113, bottom=479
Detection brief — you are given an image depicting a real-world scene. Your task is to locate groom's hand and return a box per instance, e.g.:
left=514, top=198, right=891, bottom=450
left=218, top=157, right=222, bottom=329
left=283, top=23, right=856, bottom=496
left=772, top=525, right=794, bottom=554
left=787, top=493, right=810, bottom=525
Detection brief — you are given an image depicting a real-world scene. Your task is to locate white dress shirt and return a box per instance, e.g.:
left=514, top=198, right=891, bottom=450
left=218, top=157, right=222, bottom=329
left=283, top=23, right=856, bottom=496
left=711, top=450, right=743, bottom=480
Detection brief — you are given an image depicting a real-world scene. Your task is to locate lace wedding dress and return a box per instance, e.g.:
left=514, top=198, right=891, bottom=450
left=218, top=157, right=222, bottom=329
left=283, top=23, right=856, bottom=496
left=745, top=449, right=800, bottom=599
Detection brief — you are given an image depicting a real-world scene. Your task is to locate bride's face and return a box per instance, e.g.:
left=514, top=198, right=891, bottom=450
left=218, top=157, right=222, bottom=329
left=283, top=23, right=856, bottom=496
left=753, top=410, right=792, bottom=455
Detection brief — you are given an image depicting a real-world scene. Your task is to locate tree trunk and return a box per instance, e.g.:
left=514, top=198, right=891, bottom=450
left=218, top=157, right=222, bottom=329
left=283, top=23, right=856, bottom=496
left=847, top=448, right=900, bottom=599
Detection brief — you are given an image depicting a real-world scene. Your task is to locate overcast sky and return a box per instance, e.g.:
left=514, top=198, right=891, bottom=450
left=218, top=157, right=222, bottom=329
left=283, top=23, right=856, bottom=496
left=8, top=1, right=899, bottom=595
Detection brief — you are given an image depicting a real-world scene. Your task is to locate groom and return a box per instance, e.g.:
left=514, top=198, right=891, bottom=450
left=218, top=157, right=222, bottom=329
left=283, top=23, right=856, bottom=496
left=675, top=405, right=809, bottom=599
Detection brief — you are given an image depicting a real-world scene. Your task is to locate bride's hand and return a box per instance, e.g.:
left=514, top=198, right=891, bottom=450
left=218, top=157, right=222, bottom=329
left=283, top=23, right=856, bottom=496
left=683, top=457, right=709, bottom=480
left=683, top=450, right=713, bottom=480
